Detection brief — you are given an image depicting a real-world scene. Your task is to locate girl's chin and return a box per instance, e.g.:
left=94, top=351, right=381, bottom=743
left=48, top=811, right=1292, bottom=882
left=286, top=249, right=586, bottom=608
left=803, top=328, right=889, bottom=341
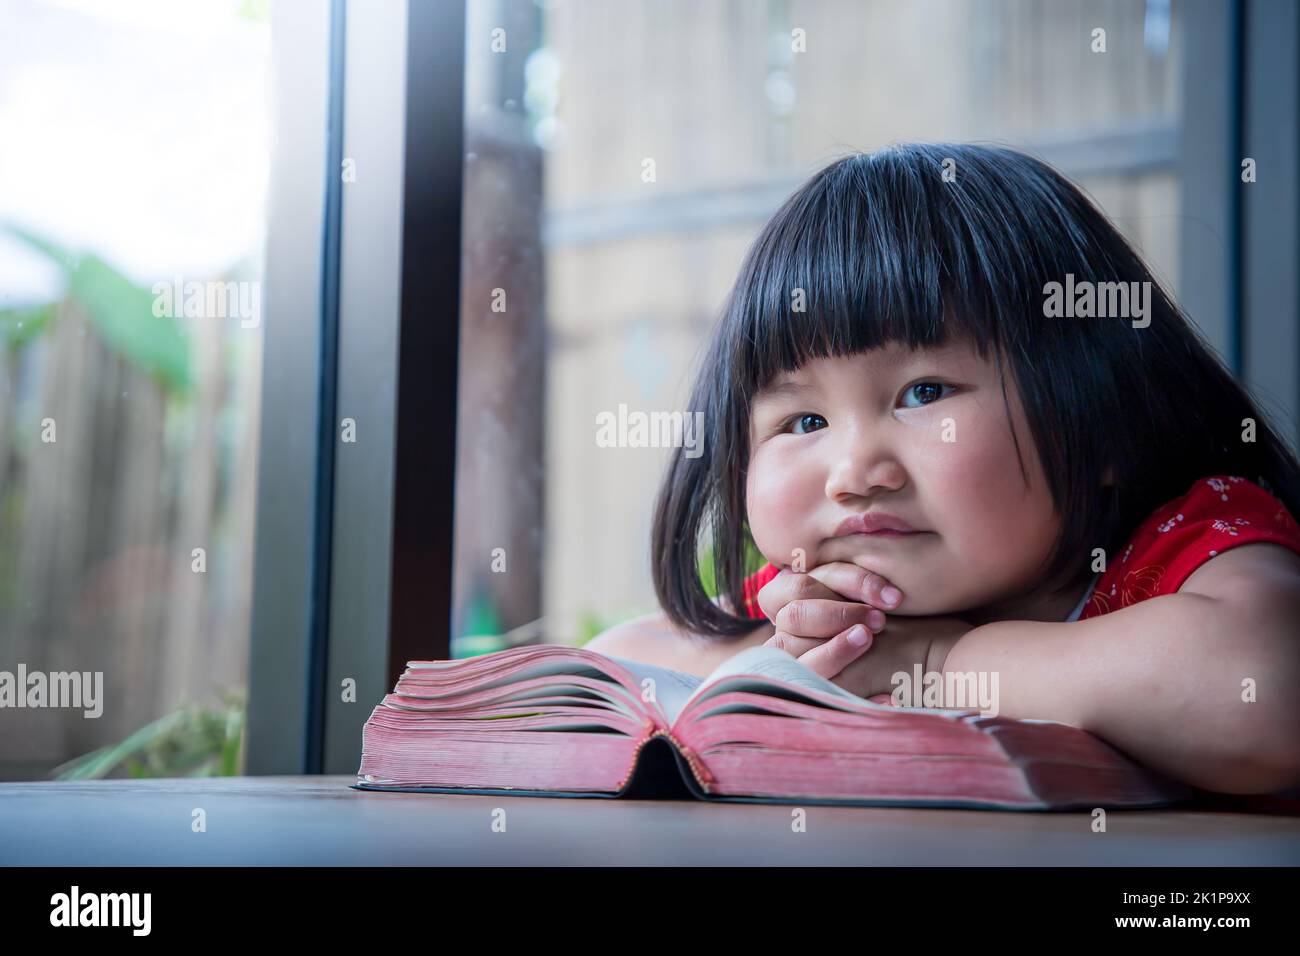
left=816, top=533, right=937, bottom=562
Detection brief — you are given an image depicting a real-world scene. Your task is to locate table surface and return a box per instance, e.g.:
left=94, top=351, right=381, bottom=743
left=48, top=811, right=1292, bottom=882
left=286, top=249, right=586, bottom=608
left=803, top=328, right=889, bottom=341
left=2, top=775, right=1299, bottom=865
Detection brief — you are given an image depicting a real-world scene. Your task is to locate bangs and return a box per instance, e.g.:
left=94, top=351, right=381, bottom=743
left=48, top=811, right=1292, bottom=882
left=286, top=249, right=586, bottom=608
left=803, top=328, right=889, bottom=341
left=726, top=144, right=1095, bottom=398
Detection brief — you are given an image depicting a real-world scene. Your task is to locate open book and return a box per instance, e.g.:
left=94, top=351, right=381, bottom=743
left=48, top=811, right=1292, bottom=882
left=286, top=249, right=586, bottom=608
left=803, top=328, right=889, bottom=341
left=354, top=644, right=1191, bottom=811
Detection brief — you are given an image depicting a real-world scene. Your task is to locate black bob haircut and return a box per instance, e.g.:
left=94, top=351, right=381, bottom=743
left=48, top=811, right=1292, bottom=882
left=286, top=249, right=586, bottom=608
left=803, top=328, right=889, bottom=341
left=651, top=142, right=1300, bottom=640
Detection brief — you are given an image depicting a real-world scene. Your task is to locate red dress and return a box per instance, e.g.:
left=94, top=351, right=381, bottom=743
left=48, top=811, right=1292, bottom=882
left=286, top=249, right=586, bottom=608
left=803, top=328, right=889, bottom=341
left=1080, top=474, right=1300, bottom=618
left=739, top=474, right=1300, bottom=621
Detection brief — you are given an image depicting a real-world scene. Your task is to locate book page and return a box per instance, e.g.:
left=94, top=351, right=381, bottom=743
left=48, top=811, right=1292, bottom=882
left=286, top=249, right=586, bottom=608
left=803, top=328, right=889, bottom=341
left=404, top=648, right=698, bottom=726
left=601, top=655, right=704, bottom=726
left=408, top=656, right=610, bottom=686
left=677, top=645, right=980, bottom=723
left=688, top=645, right=871, bottom=711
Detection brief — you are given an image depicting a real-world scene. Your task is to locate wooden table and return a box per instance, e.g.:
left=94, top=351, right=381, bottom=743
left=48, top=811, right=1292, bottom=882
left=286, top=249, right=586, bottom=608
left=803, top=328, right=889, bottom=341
left=1, top=775, right=1298, bottom=865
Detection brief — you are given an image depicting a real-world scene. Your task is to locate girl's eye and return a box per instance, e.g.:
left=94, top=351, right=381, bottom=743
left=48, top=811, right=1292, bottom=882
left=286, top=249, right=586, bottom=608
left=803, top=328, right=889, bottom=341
left=788, top=413, right=827, bottom=435
left=775, top=383, right=956, bottom=434
left=899, top=381, right=956, bottom=408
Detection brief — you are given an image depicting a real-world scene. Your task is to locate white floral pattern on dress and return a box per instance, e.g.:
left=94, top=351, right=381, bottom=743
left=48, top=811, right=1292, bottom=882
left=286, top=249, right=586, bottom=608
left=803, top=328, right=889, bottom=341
left=1210, top=517, right=1250, bottom=537
left=1157, top=513, right=1185, bottom=534
left=1206, top=475, right=1246, bottom=502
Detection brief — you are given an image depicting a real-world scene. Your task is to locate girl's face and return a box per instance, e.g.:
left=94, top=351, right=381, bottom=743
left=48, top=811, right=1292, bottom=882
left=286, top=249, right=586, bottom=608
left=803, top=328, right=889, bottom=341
left=745, top=338, right=1068, bottom=619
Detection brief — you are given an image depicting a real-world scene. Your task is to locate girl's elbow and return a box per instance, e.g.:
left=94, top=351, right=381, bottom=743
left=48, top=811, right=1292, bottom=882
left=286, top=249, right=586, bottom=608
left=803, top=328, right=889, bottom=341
left=1252, top=733, right=1300, bottom=794
left=1197, top=757, right=1300, bottom=796
left=1199, top=713, right=1300, bottom=795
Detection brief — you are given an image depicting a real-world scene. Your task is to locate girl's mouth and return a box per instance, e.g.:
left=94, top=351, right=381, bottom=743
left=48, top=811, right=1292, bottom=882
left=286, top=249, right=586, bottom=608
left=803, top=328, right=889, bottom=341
left=838, top=530, right=928, bottom=539
left=833, top=511, right=923, bottom=536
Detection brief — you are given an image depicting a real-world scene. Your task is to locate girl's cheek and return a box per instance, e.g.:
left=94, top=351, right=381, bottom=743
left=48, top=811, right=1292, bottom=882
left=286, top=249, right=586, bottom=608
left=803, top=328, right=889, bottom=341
left=937, top=410, right=1059, bottom=592
left=746, top=447, right=818, bottom=560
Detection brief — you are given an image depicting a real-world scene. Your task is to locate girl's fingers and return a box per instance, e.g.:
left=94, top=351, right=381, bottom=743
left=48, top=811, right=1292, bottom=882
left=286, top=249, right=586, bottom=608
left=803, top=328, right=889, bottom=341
left=773, top=597, right=886, bottom=639
left=866, top=571, right=903, bottom=609
left=765, top=631, right=825, bottom=658
left=808, top=561, right=903, bottom=609
left=755, top=563, right=903, bottom=622
left=756, top=568, right=831, bottom=621
left=769, top=625, right=873, bottom=678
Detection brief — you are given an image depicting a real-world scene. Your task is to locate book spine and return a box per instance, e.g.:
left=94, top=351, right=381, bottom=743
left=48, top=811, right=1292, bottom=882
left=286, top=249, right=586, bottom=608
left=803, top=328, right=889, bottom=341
left=650, top=729, right=715, bottom=791
left=613, top=724, right=716, bottom=794
left=612, top=722, right=656, bottom=792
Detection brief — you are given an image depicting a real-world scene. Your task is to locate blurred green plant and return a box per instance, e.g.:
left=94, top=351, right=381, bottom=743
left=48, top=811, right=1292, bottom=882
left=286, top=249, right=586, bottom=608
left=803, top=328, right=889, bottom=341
left=52, top=691, right=245, bottom=780
left=0, top=303, right=53, bottom=348
left=455, top=590, right=509, bottom=658
left=459, top=591, right=501, bottom=639
left=0, top=223, right=190, bottom=393
left=698, top=524, right=766, bottom=598
left=575, top=609, right=618, bottom=647
left=238, top=0, right=271, bottom=24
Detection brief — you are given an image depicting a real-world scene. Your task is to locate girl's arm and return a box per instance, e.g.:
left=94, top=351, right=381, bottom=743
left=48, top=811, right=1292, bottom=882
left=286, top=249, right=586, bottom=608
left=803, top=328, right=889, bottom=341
left=939, top=543, right=1300, bottom=794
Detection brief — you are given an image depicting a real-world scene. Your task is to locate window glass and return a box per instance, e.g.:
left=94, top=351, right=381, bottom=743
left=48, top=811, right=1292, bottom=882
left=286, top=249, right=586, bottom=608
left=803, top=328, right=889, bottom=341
left=0, top=0, right=271, bottom=779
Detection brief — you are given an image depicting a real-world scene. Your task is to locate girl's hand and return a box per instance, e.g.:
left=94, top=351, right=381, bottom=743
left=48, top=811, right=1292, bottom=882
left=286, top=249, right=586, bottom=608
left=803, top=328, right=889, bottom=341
left=754, top=562, right=904, bottom=677
left=768, top=614, right=974, bottom=702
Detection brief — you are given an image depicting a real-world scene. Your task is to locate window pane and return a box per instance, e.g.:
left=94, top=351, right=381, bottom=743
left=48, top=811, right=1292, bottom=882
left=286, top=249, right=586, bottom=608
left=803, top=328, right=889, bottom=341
left=0, top=0, right=272, bottom=779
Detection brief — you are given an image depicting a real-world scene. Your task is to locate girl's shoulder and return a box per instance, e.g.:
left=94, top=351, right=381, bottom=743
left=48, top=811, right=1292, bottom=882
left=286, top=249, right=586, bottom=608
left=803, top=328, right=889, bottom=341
left=584, top=607, right=774, bottom=675
left=1080, top=474, right=1300, bottom=620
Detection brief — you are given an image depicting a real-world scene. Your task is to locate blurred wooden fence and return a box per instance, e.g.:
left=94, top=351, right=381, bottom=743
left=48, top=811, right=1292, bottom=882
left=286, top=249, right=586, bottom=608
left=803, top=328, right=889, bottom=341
left=0, top=294, right=261, bottom=779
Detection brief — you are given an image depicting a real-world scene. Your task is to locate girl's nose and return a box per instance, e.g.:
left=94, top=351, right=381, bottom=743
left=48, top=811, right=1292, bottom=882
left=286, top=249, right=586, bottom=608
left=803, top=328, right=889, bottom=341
left=823, top=431, right=906, bottom=502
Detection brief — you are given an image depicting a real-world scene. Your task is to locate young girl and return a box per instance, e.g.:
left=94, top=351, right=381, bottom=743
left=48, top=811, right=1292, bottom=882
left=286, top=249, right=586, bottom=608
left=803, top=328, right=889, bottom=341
left=586, top=143, right=1300, bottom=796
